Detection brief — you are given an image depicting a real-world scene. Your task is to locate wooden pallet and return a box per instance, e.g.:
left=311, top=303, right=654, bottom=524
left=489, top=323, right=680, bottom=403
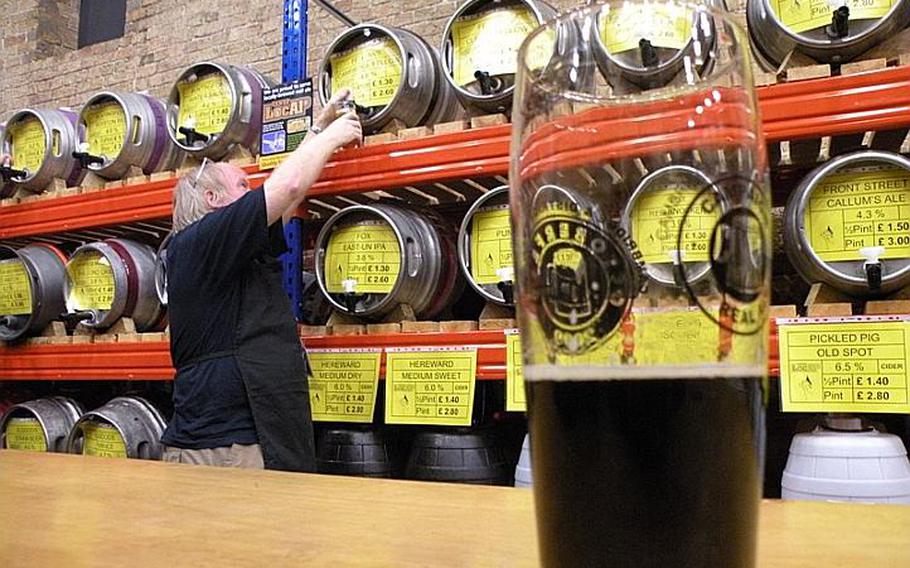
left=19, top=317, right=170, bottom=345
left=363, top=114, right=508, bottom=147
left=802, top=282, right=910, bottom=317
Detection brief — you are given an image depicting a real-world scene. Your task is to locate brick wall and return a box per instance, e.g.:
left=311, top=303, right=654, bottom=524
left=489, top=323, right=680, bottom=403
left=1, top=0, right=579, bottom=121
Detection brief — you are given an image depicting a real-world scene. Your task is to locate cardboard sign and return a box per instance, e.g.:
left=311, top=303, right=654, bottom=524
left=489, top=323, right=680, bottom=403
left=258, top=80, right=313, bottom=171
left=308, top=349, right=381, bottom=423
left=385, top=347, right=477, bottom=427
left=778, top=318, right=910, bottom=413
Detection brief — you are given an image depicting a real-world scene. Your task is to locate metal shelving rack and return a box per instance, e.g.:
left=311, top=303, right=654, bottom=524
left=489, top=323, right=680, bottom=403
left=0, top=65, right=908, bottom=381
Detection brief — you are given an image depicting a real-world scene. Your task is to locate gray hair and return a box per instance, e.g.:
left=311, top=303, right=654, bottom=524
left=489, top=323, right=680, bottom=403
left=172, top=161, right=227, bottom=232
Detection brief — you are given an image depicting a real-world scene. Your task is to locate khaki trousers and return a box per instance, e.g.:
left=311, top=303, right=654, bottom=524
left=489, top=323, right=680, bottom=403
left=161, top=443, right=264, bottom=469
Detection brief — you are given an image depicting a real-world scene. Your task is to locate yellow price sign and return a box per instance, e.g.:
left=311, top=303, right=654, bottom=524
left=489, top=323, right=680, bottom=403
left=631, top=308, right=721, bottom=365
left=770, top=0, right=893, bottom=34
left=553, top=308, right=734, bottom=366
left=385, top=348, right=477, bottom=427
left=325, top=223, right=401, bottom=294
left=81, top=422, right=128, bottom=458
left=308, top=349, right=381, bottom=423
left=471, top=207, right=513, bottom=285
left=804, top=167, right=910, bottom=262
left=83, top=101, right=127, bottom=160
left=0, top=259, right=32, bottom=315
left=631, top=187, right=720, bottom=264
left=67, top=252, right=115, bottom=311
left=778, top=319, right=910, bottom=413
left=451, top=7, right=545, bottom=86
left=506, top=330, right=526, bottom=412
left=330, top=37, right=402, bottom=108
left=9, top=117, right=46, bottom=175
left=177, top=73, right=233, bottom=136
left=599, top=3, right=693, bottom=54
left=4, top=418, right=47, bottom=452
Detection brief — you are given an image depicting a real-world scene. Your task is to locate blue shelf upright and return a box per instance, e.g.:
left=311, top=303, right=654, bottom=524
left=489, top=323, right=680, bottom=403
left=280, top=0, right=309, bottom=321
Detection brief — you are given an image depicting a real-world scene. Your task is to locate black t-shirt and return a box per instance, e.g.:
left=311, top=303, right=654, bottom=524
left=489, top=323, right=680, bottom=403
left=161, top=189, right=286, bottom=449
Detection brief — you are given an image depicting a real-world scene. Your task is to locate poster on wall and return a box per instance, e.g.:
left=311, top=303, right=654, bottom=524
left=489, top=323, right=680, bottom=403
left=258, top=80, right=313, bottom=170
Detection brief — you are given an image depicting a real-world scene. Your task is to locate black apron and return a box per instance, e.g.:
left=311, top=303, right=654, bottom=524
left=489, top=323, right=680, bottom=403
left=234, top=254, right=316, bottom=472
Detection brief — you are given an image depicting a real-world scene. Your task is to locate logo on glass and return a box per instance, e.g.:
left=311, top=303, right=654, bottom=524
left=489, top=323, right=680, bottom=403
left=678, top=175, right=771, bottom=336
left=532, top=207, right=637, bottom=355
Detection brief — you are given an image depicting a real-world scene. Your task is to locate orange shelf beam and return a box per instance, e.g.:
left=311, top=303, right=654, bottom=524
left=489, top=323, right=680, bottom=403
left=0, top=324, right=783, bottom=382
left=0, top=330, right=508, bottom=381
left=0, top=66, right=906, bottom=241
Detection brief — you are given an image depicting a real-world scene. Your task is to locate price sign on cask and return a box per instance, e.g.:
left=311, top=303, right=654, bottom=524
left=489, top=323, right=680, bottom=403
left=471, top=206, right=513, bottom=285
left=330, top=38, right=402, bottom=108
left=451, top=7, right=541, bottom=86
left=81, top=422, right=128, bottom=458
left=177, top=73, right=232, bottom=136
left=4, top=418, right=47, bottom=452
left=325, top=223, right=401, bottom=294
left=778, top=317, right=910, bottom=413
left=385, top=347, right=477, bottom=427
left=307, top=349, right=381, bottom=423
left=0, top=259, right=32, bottom=315
left=804, top=168, right=910, bottom=262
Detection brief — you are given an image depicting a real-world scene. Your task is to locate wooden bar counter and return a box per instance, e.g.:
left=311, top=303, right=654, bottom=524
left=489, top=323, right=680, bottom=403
left=1, top=451, right=908, bottom=567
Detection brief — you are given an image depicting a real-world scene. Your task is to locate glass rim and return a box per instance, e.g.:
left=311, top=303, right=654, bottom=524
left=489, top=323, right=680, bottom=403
left=516, top=0, right=750, bottom=104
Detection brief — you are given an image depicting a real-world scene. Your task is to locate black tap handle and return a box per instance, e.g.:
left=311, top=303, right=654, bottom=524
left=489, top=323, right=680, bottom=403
left=827, top=6, right=850, bottom=39
left=474, top=70, right=495, bottom=95
left=0, top=164, right=28, bottom=181
left=496, top=280, right=515, bottom=305
left=71, top=150, right=105, bottom=168
left=342, top=292, right=360, bottom=313
left=354, top=103, right=375, bottom=118
left=59, top=311, right=94, bottom=324
left=639, top=38, right=659, bottom=68
left=178, top=126, right=210, bottom=145
left=865, top=263, right=882, bottom=291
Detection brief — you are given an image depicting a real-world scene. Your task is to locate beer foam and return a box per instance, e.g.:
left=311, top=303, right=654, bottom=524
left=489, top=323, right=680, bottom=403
left=524, top=363, right=766, bottom=381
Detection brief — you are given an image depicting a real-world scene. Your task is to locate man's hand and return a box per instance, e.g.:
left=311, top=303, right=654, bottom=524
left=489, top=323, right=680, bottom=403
left=264, top=105, right=363, bottom=225
left=313, top=88, right=352, bottom=133
left=321, top=111, right=362, bottom=149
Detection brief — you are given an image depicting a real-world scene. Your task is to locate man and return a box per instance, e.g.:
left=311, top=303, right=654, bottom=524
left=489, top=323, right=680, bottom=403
left=160, top=89, right=361, bottom=471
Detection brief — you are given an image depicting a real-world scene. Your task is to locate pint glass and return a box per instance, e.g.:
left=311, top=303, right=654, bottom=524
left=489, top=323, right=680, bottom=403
left=510, top=3, right=770, bottom=566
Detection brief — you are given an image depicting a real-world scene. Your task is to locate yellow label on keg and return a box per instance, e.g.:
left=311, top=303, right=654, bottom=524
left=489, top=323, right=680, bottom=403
left=632, top=187, right=720, bottom=264
left=177, top=73, right=232, bottom=136
left=779, top=320, right=910, bottom=413
left=0, top=259, right=32, bottom=315
left=506, top=331, right=526, bottom=412
left=385, top=348, right=477, bottom=427
left=4, top=418, right=47, bottom=452
left=308, top=349, right=381, bottom=423
left=67, top=252, right=115, bottom=311
left=330, top=37, right=402, bottom=108
left=83, top=101, right=127, bottom=160
left=325, top=223, right=401, bottom=295
left=599, top=3, right=693, bottom=54
left=471, top=207, right=513, bottom=286
left=804, top=168, right=910, bottom=262
left=9, top=118, right=46, bottom=175
left=81, top=422, right=128, bottom=458
left=451, top=7, right=544, bottom=86
left=770, top=0, right=894, bottom=34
